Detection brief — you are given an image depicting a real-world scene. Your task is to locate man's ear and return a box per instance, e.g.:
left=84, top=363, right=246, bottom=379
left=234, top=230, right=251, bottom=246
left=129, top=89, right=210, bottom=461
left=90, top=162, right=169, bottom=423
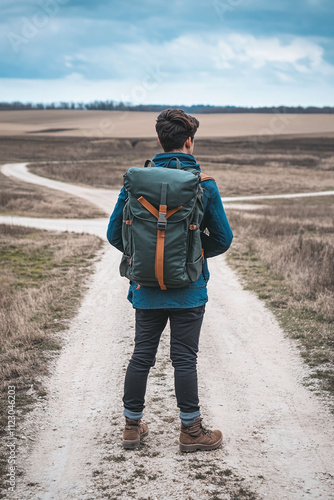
left=185, top=137, right=192, bottom=149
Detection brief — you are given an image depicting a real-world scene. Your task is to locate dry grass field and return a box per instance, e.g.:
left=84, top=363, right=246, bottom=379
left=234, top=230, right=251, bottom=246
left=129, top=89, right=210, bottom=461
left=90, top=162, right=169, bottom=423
left=28, top=136, right=334, bottom=196
left=1, top=110, right=334, bottom=138
left=0, top=224, right=102, bottom=490
left=0, top=173, right=105, bottom=219
left=227, top=198, right=334, bottom=397
left=1, top=133, right=331, bottom=198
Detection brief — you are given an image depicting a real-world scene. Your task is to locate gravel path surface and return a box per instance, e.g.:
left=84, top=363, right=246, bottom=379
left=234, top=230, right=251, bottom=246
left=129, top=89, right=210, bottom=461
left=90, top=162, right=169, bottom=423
left=1, top=163, right=334, bottom=500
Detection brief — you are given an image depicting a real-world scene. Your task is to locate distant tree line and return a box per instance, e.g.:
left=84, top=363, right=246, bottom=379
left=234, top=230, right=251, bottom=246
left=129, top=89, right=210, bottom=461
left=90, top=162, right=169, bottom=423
left=0, top=101, right=333, bottom=113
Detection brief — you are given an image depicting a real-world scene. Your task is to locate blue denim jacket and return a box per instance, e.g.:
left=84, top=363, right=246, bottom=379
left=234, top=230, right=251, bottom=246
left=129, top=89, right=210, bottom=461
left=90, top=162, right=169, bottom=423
left=107, top=152, right=233, bottom=309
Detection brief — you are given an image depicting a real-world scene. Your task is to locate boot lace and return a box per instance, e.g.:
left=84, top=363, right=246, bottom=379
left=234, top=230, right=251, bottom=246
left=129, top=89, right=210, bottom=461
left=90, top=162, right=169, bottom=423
left=200, top=421, right=212, bottom=435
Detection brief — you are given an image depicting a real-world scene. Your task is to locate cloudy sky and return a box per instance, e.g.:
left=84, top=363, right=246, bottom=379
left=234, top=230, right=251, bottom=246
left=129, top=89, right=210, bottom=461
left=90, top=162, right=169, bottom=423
left=1, top=0, right=333, bottom=106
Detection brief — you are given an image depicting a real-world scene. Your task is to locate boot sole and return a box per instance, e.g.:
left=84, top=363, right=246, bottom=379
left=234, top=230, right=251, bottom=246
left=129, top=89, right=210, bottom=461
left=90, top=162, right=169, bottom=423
left=179, top=436, right=222, bottom=453
left=122, top=430, right=149, bottom=450
left=123, top=439, right=140, bottom=450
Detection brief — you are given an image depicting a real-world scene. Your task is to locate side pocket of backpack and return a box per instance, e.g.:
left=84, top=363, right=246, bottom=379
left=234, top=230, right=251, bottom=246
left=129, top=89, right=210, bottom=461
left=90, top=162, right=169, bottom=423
left=186, top=197, right=204, bottom=283
left=186, top=226, right=203, bottom=283
left=187, top=251, right=203, bottom=282
left=120, top=201, right=133, bottom=278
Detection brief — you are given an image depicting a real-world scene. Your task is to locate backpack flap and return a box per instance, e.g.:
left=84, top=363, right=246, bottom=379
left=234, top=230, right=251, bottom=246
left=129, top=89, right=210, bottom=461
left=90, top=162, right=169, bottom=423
left=124, top=167, right=200, bottom=208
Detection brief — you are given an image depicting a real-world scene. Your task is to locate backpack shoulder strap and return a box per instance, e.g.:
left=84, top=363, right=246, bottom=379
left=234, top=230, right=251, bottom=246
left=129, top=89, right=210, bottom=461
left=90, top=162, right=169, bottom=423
left=200, top=173, right=215, bottom=182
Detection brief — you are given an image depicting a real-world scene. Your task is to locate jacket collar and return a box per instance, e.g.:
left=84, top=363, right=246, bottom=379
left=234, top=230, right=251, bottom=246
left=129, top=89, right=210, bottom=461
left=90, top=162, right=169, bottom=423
left=152, top=152, right=201, bottom=171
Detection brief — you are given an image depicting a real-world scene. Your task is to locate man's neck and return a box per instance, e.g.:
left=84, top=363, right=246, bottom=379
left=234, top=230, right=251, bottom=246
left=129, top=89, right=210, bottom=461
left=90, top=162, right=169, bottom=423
left=168, top=149, right=192, bottom=155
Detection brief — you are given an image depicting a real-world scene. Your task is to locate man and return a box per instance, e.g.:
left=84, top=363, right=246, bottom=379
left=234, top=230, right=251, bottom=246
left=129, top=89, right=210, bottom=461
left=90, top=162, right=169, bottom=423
left=107, top=108, right=233, bottom=452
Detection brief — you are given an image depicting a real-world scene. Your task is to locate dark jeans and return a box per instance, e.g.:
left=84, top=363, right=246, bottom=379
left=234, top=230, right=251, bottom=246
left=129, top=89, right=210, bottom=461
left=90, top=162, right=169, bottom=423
left=123, top=305, right=205, bottom=416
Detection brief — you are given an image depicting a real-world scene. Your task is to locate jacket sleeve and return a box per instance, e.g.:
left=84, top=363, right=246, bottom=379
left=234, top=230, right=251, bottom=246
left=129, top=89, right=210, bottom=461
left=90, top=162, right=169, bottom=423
left=106, top=187, right=128, bottom=252
left=200, top=181, right=233, bottom=258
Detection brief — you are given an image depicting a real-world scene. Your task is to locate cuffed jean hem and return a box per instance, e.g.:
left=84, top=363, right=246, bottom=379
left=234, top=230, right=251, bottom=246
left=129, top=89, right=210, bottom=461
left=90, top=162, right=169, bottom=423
left=180, top=410, right=201, bottom=425
left=124, top=409, right=143, bottom=420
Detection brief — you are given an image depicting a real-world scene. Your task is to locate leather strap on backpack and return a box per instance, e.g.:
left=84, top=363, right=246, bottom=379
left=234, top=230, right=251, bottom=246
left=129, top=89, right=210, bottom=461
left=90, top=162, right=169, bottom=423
left=137, top=184, right=182, bottom=291
left=138, top=197, right=182, bottom=220
left=155, top=183, right=168, bottom=290
left=200, top=173, right=215, bottom=182
left=155, top=227, right=167, bottom=290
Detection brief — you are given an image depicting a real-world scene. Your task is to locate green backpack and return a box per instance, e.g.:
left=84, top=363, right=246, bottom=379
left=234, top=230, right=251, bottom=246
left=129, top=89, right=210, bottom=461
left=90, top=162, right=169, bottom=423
left=120, top=158, right=212, bottom=290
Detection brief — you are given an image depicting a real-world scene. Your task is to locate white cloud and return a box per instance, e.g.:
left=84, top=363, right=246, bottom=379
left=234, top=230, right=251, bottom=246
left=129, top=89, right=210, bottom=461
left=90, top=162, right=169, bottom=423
left=59, top=32, right=332, bottom=80
left=209, top=34, right=325, bottom=72
left=1, top=32, right=333, bottom=106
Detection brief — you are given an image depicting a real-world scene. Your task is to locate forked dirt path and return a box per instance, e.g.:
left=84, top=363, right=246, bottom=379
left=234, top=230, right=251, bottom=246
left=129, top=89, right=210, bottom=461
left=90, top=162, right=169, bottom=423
left=1, top=163, right=334, bottom=500
left=3, top=163, right=334, bottom=210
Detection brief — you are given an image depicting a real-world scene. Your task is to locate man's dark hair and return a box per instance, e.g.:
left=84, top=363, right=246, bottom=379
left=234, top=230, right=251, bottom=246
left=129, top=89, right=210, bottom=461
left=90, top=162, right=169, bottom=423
left=155, top=108, right=200, bottom=152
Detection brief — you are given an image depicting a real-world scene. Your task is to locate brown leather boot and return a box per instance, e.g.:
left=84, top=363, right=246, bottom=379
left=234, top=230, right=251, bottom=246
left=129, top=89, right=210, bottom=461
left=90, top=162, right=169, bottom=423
left=179, top=417, right=222, bottom=452
left=122, top=418, right=149, bottom=450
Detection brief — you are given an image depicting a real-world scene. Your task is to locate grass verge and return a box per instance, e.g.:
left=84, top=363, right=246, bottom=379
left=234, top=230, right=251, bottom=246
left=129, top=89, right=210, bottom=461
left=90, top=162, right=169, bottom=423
left=0, top=224, right=102, bottom=494
left=0, top=172, right=105, bottom=219
left=226, top=199, right=334, bottom=403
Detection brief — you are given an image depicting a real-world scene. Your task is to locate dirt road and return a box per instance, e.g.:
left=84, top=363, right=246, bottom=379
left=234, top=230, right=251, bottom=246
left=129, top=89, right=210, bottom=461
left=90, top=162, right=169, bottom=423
left=1, top=163, right=334, bottom=500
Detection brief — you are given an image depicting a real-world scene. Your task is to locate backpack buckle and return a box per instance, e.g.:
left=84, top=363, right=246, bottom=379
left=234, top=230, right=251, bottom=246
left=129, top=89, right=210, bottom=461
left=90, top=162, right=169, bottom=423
left=157, top=206, right=167, bottom=230
left=157, top=213, right=167, bottom=230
